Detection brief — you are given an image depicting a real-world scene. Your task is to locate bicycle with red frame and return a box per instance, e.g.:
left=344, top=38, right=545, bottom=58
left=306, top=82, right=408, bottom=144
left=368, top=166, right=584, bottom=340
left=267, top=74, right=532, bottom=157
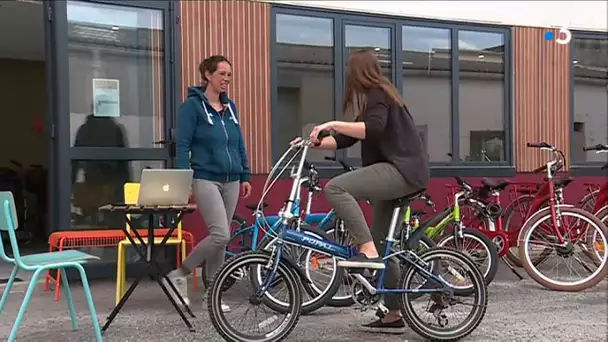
left=498, top=156, right=576, bottom=267
left=578, top=144, right=608, bottom=214
left=448, top=177, right=528, bottom=280
left=446, top=174, right=568, bottom=281
left=516, top=142, right=607, bottom=291
left=579, top=144, right=608, bottom=262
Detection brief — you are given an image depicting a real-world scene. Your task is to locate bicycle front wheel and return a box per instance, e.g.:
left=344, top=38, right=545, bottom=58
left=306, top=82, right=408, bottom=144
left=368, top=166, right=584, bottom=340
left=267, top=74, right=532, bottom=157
left=255, top=225, right=342, bottom=315
left=399, top=247, right=488, bottom=341
left=202, top=214, right=250, bottom=291
left=208, top=251, right=302, bottom=342
left=589, top=206, right=608, bottom=264
left=518, top=207, right=608, bottom=291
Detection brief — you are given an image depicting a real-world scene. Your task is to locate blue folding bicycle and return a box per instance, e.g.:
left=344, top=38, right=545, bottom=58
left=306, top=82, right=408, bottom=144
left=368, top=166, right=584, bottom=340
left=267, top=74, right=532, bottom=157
left=201, top=157, right=354, bottom=313
left=207, top=133, right=488, bottom=342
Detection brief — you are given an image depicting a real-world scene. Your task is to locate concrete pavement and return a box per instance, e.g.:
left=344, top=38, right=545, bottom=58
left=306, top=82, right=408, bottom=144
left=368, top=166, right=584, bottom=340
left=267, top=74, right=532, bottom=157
left=0, top=264, right=606, bottom=341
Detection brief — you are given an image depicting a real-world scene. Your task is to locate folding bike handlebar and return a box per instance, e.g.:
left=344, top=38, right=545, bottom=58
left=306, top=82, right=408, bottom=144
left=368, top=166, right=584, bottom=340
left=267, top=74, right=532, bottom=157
left=263, top=131, right=332, bottom=222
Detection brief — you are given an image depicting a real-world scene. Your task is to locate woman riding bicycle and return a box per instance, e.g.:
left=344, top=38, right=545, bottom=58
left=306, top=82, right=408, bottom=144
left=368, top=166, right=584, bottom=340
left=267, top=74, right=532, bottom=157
left=293, top=49, right=429, bottom=333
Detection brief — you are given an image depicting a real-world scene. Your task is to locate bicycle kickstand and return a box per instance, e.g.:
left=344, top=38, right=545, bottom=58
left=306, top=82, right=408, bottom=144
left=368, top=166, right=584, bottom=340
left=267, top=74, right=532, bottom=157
left=501, top=257, right=524, bottom=280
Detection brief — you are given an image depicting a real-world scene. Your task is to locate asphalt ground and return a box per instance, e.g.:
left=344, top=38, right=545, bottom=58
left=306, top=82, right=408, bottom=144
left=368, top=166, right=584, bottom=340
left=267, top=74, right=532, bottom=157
left=0, top=263, right=606, bottom=341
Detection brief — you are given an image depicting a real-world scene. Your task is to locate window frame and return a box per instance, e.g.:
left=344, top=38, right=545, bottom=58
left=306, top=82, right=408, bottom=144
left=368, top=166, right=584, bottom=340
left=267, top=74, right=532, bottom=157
left=569, top=31, right=608, bottom=176
left=270, top=4, right=514, bottom=178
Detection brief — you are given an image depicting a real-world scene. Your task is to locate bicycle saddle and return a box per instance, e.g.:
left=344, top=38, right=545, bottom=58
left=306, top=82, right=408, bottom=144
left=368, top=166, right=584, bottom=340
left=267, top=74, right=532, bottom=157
left=412, top=210, right=426, bottom=217
left=549, top=177, right=574, bottom=189
left=481, top=178, right=510, bottom=190
left=246, top=202, right=268, bottom=211
left=393, top=189, right=427, bottom=207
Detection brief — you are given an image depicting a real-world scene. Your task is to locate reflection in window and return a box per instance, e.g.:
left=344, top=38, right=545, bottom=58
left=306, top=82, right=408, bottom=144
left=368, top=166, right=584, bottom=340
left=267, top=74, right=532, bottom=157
left=275, top=14, right=335, bottom=162
left=67, top=1, right=165, bottom=149
left=572, top=36, right=608, bottom=163
left=71, top=159, right=171, bottom=263
left=345, top=25, right=392, bottom=80
left=71, top=160, right=165, bottom=229
left=458, top=30, right=505, bottom=162
left=344, top=25, right=392, bottom=159
left=402, top=26, right=451, bottom=162
left=71, top=159, right=170, bottom=261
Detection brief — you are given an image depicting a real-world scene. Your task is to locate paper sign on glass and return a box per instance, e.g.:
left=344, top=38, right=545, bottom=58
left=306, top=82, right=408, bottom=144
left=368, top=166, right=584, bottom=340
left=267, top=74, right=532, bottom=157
left=92, top=78, right=120, bottom=117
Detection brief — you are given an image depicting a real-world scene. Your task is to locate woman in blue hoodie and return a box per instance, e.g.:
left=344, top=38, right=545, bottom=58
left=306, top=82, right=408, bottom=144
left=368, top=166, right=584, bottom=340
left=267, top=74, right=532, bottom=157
left=166, top=55, right=251, bottom=312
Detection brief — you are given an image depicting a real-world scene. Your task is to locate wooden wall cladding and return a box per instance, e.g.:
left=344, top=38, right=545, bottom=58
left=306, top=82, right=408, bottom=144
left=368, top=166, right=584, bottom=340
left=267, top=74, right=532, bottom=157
left=179, top=0, right=272, bottom=174
left=513, top=26, right=571, bottom=171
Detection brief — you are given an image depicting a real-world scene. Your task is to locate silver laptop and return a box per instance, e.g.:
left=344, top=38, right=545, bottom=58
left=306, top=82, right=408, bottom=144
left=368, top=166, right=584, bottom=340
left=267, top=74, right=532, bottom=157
left=137, top=169, right=194, bottom=206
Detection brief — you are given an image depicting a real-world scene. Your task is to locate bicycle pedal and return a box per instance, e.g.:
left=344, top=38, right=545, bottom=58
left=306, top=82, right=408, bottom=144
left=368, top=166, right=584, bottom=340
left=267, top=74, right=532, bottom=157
left=377, top=302, right=389, bottom=316
left=347, top=268, right=375, bottom=278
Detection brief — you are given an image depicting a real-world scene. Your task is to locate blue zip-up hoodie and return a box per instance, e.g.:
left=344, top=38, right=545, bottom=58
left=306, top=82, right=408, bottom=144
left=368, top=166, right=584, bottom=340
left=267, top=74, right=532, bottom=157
left=176, top=86, right=251, bottom=183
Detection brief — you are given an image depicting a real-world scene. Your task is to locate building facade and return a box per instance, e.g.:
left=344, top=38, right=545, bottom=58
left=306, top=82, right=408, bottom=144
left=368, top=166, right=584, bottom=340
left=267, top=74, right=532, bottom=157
left=37, top=0, right=606, bottom=244
left=173, top=0, right=607, bottom=240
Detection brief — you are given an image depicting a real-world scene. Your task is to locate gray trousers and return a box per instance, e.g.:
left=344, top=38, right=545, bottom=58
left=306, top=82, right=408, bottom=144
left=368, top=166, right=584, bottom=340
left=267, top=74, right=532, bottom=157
left=182, top=179, right=240, bottom=280
left=324, top=162, right=419, bottom=311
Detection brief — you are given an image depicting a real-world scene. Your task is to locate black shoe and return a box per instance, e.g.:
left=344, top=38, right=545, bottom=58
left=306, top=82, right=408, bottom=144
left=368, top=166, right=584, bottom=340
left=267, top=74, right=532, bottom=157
left=360, top=318, right=406, bottom=334
left=338, top=253, right=385, bottom=269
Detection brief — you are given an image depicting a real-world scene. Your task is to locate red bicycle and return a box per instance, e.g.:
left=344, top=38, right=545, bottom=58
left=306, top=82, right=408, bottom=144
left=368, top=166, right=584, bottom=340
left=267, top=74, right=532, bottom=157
left=453, top=166, right=574, bottom=270
left=579, top=144, right=608, bottom=212
left=517, top=142, right=607, bottom=291
left=453, top=178, right=527, bottom=280
left=580, top=144, right=608, bottom=262
left=499, top=169, right=575, bottom=267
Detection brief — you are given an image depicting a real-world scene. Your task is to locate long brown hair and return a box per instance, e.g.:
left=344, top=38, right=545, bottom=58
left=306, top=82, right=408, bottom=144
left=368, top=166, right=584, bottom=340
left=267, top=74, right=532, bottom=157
left=343, top=50, right=405, bottom=117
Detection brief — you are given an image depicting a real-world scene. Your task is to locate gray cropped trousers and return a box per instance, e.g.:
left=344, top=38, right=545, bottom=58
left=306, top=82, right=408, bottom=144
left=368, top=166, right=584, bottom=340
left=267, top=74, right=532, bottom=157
left=324, top=162, right=419, bottom=311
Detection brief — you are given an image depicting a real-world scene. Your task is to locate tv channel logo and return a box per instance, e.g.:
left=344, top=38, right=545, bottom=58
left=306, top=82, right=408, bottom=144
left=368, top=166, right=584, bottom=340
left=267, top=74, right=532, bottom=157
left=544, top=27, right=572, bottom=45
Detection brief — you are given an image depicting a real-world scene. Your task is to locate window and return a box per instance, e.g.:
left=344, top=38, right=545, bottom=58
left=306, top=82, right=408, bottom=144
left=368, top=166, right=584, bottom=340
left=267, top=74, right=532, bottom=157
left=272, top=7, right=512, bottom=173
left=402, top=26, right=452, bottom=163
left=572, top=35, right=608, bottom=164
left=345, top=25, right=392, bottom=81
left=71, top=159, right=169, bottom=261
left=275, top=14, right=335, bottom=162
left=344, top=24, right=392, bottom=159
left=458, top=31, right=506, bottom=163
left=402, top=26, right=508, bottom=165
left=67, top=1, right=166, bottom=149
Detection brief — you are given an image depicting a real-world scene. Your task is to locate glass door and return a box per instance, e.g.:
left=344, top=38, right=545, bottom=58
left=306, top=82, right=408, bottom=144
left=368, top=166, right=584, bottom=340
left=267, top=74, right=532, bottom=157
left=47, top=0, right=177, bottom=234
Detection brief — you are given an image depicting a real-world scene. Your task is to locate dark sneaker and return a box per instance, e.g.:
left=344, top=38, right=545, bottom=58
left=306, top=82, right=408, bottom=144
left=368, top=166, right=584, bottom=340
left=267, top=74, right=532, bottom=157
left=338, top=253, right=385, bottom=269
left=360, top=318, right=406, bottom=334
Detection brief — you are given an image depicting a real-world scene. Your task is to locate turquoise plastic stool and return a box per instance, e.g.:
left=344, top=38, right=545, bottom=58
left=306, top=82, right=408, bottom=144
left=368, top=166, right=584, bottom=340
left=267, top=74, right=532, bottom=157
left=0, top=191, right=103, bottom=342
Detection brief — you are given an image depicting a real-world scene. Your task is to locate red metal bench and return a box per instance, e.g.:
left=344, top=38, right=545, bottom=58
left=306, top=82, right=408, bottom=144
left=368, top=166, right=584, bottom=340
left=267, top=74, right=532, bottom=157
left=45, top=229, right=198, bottom=301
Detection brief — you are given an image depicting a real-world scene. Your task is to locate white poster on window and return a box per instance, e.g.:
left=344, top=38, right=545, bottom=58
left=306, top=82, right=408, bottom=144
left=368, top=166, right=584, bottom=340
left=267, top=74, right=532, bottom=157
left=92, top=78, right=120, bottom=117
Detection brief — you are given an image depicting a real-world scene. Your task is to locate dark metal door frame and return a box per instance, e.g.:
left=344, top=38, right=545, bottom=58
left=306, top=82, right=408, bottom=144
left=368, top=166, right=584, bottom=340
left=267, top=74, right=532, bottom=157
left=44, top=0, right=179, bottom=234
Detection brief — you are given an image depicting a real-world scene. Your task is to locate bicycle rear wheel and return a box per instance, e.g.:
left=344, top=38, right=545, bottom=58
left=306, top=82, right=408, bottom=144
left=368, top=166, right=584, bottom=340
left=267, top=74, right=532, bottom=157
left=436, top=228, right=499, bottom=290
left=502, top=195, right=552, bottom=267
left=399, top=247, right=488, bottom=341
left=311, top=224, right=355, bottom=307
left=518, top=207, right=608, bottom=291
left=208, top=251, right=302, bottom=342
